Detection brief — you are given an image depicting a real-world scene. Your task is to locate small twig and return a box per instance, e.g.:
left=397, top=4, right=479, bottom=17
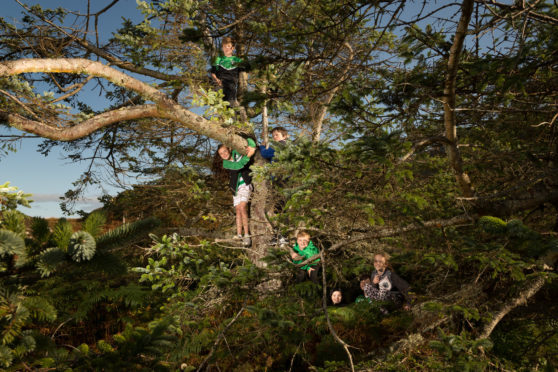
left=197, top=305, right=246, bottom=371
left=288, top=343, right=301, bottom=372
left=51, top=317, right=73, bottom=339
left=0, top=89, right=42, bottom=121
left=319, top=249, right=355, bottom=372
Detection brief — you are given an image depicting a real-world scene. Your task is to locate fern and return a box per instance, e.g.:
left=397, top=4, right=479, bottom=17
left=0, top=229, right=27, bottom=267
left=22, top=296, right=57, bottom=323
left=83, top=211, right=106, bottom=238
left=51, top=219, right=73, bottom=251
left=96, top=217, right=160, bottom=249
left=0, top=344, right=13, bottom=368
left=68, top=231, right=96, bottom=262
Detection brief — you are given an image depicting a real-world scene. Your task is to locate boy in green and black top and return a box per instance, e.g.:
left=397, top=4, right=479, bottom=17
left=217, top=138, right=256, bottom=247
left=290, top=231, right=320, bottom=284
left=211, top=37, right=246, bottom=106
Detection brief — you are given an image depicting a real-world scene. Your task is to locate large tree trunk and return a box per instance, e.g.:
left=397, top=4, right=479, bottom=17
left=443, top=0, right=475, bottom=197
left=248, top=154, right=274, bottom=267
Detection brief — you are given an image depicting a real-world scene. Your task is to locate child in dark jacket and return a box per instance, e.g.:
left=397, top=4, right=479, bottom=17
left=259, top=126, right=289, bottom=162
left=361, top=252, right=411, bottom=311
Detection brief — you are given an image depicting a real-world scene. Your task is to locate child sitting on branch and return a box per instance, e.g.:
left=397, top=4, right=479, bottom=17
left=360, top=251, right=411, bottom=312
left=290, top=231, right=320, bottom=284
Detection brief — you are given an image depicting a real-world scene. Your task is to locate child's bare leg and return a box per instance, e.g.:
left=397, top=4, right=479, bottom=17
left=238, top=201, right=250, bottom=235
left=235, top=205, right=243, bottom=236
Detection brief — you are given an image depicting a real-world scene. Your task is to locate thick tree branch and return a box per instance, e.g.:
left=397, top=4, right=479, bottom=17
left=0, top=58, right=250, bottom=153
left=479, top=274, right=547, bottom=339
left=1, top=105, right=158, bottom=141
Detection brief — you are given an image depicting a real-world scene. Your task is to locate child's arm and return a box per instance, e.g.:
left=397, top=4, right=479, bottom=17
left=211, top=73, right=222, bottom=86
left=222, top=138, right=256, bottom=170
left=259, top=145, right=275, bottom=160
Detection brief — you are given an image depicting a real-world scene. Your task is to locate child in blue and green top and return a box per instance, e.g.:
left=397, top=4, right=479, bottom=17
left=290, top=231, right=320, bottom=283
left=217, top=138, right=256, bottom=247
left=211, top=37, right=246, bottom=106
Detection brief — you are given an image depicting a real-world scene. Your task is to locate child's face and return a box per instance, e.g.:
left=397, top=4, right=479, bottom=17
left=218, top=146, right=231, bottom=160
left=374, top=255, right=387, bottom=272
left=222, top=42, right=234, bottom=57
left=297, top=235, right=310, bottom=249
left=272, top=130, right=286, bottom=142
left=331, top=290, right=342, bottom=304
left=360, top=278, right=371, bottom=290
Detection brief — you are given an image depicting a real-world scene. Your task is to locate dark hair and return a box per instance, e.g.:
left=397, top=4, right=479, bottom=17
left=212, top=145, right=229, bottom=182
left=359, top=274, right=370, bottom=281
left=329, top=288, right=343, bottom=305
left=271, top=127, right=288, bottom=137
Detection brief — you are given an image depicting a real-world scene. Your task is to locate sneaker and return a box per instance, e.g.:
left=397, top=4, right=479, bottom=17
left=243, top=235, right=251, bottom=247
left=232, top=234, right=242, bottom=241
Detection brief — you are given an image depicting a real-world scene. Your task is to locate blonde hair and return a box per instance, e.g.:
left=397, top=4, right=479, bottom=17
left=222, top=36, right=234, bottom=46
left=375, top=251, right=391, bottom=264
left=297, top=231, right=311, bottom=239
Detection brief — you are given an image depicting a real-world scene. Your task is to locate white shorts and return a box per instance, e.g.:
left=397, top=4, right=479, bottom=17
left=233, top=184, right=253, bottom=207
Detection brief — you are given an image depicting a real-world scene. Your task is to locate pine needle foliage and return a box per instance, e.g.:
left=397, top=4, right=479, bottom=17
left=30, top=217, right=50, bottom=245
left=82, top=210, right=107, bottom=238
left=68, top=231, right=96, bottom=262
left=0, top=229, right=27, bottom=267
left=0, top=210, right=25, bottom=237
left=96, top=216, right=161, bottom=250
left=36, top=247, right=66, bottom=277
left=51, top=218, right=73, bottom=251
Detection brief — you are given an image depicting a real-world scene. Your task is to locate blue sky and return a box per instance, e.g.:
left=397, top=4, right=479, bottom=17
left=1, top=0, right=142, bottom=218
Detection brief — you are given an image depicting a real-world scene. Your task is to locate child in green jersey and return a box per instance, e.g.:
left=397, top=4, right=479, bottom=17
left=217, top=138, right=256, bottom=246
left=290, top=231, right=320, bottom=283
left=211, top=37, right=245, bottom=106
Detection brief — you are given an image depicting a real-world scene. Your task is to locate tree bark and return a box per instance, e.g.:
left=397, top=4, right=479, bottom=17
left=443, top=0, right=475, bottom=197
left=311, top=43, right=354, bottom=143
left=248, top=154, right=274, bottom=267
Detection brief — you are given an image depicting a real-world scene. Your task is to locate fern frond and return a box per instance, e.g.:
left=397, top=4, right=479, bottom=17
left=0, top=344, right=13, bottom=368
left=68, top=231, right=96, bottom=262
left=12, top=332, right=36, bottom=358
left=51, top=219, right=73, bottom=250
left=36, top=247, right=66, bottom=277
left=22, top=296, right=57, bottom=322
left=0, top=229, right=27, bottom=267
left=96, top=217, right=160, bottom=250
left=83, top=211, right=107, bottom=238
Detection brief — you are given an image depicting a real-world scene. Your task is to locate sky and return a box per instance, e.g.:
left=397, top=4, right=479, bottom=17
left=1, top=0, right=143, bottom=218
